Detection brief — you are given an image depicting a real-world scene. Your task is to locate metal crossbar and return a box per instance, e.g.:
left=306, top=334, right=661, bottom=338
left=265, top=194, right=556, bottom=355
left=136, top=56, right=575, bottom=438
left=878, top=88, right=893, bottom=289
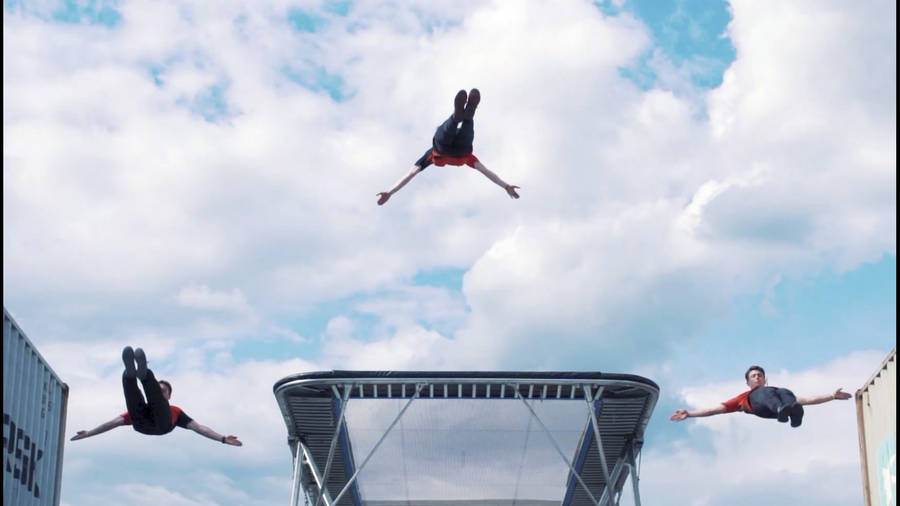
left=296, top=439, right=335, bottom=506
left=513, top=383, right=601, bottom=506
left=597, top=454, right=626, bottom=506
left=312, top=385, right=353, bottom=506
left=583, top=385, right=612, bottom=489
left=330, top=383, right=425, bottom=506
left=626, top=444, right=642, bottom=506
left=290, top=438, right=304, bottom=506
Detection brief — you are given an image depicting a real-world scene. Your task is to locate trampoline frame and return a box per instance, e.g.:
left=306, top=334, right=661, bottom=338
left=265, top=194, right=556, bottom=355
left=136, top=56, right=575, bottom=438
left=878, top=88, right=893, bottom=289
left=274, top=371, right=658, bottom=506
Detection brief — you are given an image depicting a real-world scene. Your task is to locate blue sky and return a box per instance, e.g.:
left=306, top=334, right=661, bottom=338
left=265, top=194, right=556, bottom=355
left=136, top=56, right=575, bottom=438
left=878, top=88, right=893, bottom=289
left=2, top=1, right=895, bottom=506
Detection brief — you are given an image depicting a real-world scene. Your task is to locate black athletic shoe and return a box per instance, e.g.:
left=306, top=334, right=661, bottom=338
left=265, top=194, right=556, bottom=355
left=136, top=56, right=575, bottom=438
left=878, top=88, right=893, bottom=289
left=453, top=89, right=467, bottom=122
left=134, top=347, right=148, bottom=379
left=789, top=403, right=804, bottom=428
left=463, top=88, right=480, bottom=120
left=122, top=346, right=136, bottom=378
left=776, top=405, right=791, bottom=423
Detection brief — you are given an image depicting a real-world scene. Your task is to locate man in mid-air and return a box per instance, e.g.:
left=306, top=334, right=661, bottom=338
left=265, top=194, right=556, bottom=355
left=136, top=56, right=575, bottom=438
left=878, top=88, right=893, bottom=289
left=670, top=365, right=851, bottom=427
left=377, top=88, right=520, bottom=205
left=71, top=346, right=243, bottom=446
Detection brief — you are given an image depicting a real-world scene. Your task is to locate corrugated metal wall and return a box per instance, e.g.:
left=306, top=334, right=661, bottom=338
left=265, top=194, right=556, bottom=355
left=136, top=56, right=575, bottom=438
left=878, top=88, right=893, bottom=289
left=856, top=348, right=896, bottom=506
left=3, top=308, right=69, bottom=506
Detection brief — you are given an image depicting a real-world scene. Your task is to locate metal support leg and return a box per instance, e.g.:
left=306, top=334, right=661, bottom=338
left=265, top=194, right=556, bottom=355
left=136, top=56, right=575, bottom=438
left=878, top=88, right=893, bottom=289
left=513, top=385, right=601, bottom=505
left=298, top=438, right=335, bottom=506
left=597, top=457, right=626, bottom=506
left=314, top=385, right=353, bottom=506
left=625, top=444, right=642, bottom=506
left=583, top=386, right=613, bottom=490
left=331, top=383, right=425, bottom=506
left=291, top=439, right=304, bottom=506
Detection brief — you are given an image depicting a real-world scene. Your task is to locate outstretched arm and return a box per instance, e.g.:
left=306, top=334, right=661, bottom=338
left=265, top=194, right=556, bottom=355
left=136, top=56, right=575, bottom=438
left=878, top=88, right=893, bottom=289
left=797, top=388, right=852, bottom=406
left=186, top=420, right=243, bottom=446
left=377, top=165, right=423, bottom=205
left=472, top=161, right=520, bottom=199
left=70, top=415, right=127, bottom=441
left=670, top=404, right=728, bottom=421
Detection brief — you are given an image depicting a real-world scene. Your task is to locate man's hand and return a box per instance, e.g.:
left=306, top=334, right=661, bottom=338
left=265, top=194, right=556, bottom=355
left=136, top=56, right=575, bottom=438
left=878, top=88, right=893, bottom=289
left=505, top=185, right=520, bottom=199
left=832, top=388, right=851, bottom=400
left=376, top=192, right=391, bottom=205
left=224, top=435, right=243, bottom=446
left=669, top=409, right=689, bottom=421
left=70, top=430, right=90, bottom=441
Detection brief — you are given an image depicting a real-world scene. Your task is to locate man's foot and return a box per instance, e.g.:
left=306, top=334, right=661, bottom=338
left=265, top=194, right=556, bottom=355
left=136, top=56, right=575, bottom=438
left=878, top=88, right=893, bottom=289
left=776, top=405, right=791, bottom=423
left=134, top=347, right=148, bottom=380
left=453, top=89, right=467, bottom=122
left=789, top=403, right=804, bottom=428
left=122, top=346, right=136, bottom=378
left=463, top=88, right=480, bottom=120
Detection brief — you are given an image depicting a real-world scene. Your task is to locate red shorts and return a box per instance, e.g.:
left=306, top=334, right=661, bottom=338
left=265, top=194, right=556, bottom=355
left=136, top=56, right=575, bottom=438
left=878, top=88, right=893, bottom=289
left=430, top=150, right=479, bottom=168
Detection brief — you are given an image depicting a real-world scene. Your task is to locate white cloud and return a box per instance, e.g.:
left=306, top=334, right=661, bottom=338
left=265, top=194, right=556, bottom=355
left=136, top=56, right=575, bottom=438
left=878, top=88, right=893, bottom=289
left=6, top=0, right=890, bottom=378
left=354, top=284, right=469, bottom=333
left=324, top=325, right=456, bottom=370
left=7, top=0, right=890, bottom=332
left=425, top=0, right=895, bottom=370
left=175, top=283, right=253, bottom=315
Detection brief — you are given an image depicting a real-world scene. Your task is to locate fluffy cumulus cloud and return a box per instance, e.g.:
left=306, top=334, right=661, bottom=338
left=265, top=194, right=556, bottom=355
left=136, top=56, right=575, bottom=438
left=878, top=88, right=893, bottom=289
left=2, top=0, right=895, bottom=505
left=5, top=0, right=894, bottom=361
left=174, top=283, right=255, bottom=321
left=450, top=0, right=895, bottom=369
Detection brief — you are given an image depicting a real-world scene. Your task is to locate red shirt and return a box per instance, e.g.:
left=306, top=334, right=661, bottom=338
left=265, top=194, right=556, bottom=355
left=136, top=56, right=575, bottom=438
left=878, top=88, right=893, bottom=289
left=120, top=405, right=192, bottom=427
left=722, top=389, right=755, bottom=413
left=429, top=150, right=480, bottom=168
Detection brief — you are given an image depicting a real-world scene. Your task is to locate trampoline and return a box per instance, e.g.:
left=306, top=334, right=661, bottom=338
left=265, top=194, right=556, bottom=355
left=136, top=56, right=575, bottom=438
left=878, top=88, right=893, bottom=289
left=273, top=371, right=658, bottom=506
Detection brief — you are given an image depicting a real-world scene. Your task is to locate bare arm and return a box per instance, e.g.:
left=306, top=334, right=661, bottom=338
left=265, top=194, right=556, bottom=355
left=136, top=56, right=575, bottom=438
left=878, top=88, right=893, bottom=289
left=670, top=404, right=729, bottom=421
left=377, top=165, right=423, bottom=205
left=797, top=388, right=852, bottom=406
left=70, top=415, right=126, bottom=441
left=472, top=161, right=520, bottom=198
left=186, top=420, right=243, bottom=446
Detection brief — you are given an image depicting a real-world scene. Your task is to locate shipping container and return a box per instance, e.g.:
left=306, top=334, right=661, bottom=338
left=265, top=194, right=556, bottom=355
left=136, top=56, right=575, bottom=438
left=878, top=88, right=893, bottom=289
left=856, top=348, right=896, bottom=506
left=3, top=308, right=69, bottom=506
